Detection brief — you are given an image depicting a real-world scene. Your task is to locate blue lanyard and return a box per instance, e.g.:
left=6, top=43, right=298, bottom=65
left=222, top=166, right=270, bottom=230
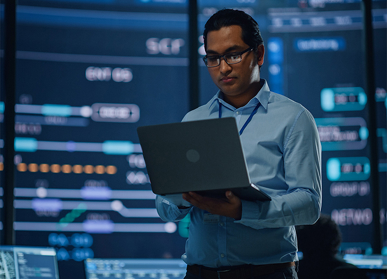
left=218, top=101, right=260, bottom=136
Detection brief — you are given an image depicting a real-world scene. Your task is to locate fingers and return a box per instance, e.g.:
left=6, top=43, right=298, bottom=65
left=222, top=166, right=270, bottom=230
left=182, top=192, right=198, bottom=203
left=182, top=192, right=209, bottom=212
left=225, top=191, right=242, bottom=220
left=226, top=191, right=234, bottom=199
left=182, top=192, right=201, bottom=207
left=187, top=191, right=201, bottom=199
left=183, top=191, right=237, bottom=205
left=182, top=191, right=241, bottom=219
left=225, top=191, right=240, bottom=204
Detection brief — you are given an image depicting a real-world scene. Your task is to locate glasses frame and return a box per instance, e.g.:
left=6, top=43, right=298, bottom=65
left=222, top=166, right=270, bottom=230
left=203, top=47, right=255, bottom=68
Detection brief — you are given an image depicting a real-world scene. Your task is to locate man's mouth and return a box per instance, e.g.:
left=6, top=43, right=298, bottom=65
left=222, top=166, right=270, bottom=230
left=220, top=76, right=235, bottom=83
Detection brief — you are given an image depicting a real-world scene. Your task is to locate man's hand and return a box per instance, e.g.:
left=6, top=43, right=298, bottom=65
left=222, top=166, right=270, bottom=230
left=182, top=191, right=242, bottom=220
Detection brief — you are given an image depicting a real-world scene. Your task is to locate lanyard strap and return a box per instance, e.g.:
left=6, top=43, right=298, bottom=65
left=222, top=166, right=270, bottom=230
left=218, top=101, right=260, bottom=136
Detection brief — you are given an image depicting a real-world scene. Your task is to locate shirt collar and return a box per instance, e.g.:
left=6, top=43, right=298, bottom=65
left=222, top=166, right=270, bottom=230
left=209, top=79, right=271, bottom=111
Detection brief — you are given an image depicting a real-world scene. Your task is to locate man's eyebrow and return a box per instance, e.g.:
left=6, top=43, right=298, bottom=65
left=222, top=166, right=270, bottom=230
left=206, top=45, right=245, bottom=55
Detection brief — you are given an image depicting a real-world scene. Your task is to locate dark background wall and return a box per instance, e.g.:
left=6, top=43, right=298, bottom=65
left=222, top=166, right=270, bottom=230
left=0, top=0, right=386, bottom=278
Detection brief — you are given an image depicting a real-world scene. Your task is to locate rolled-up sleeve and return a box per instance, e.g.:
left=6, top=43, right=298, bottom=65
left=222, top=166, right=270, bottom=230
left=155, top=195, right=191, bottom=222
left=236, top=109, right=322, bottom=229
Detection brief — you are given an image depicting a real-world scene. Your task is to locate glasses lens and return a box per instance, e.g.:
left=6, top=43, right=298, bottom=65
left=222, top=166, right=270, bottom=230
left=225, top=54, right=242, bottom=64
left=205, top=56, right=219, bottom=67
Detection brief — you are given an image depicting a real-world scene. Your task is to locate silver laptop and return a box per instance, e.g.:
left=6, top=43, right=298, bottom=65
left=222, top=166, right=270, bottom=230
left=137, top=117, right=271, bottom=202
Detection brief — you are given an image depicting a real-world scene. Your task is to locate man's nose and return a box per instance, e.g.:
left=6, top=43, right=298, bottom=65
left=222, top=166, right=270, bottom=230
left=219, top=57, right=232, bottom=74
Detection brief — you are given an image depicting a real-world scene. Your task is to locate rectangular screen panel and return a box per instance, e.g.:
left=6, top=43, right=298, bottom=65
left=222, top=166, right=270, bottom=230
left=268, top=3, right=386, bottom=253
left=266, top=4, right=386, bottom=252
left=84, top=258, right=187, bottom=279
left=13, top=1, right=189, bottom=278
left=343, top=254, right=387, bottom=269
left=0, top=245, right=59, bottom=279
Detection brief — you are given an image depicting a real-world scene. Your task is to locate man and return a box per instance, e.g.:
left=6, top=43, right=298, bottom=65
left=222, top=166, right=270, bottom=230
left=155, top=9, right=322, bottom=279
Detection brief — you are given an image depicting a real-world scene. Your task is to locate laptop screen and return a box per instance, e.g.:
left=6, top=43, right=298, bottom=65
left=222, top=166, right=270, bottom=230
left=0, top=246, right=59, bottom=279
left=84, top=258, right=187, bottom=279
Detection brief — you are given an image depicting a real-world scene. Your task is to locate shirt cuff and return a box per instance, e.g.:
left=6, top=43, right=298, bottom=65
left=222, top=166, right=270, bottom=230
left=161, top=194, right=192, bottom=208
left=234, top=199, right=260, bottom=225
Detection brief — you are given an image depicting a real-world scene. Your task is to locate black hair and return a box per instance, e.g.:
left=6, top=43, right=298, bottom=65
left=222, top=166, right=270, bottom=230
left=203, top=9, right=264, bottom=51
left=296, top=214, right=342, bottom=257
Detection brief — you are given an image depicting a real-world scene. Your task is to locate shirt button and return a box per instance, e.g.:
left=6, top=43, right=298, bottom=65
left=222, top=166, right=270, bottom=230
left=220, top=222, right=224, bottom=226
left=220, top=254, right=225, bottom=258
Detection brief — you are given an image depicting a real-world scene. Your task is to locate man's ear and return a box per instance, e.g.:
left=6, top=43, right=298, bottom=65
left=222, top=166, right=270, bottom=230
left=256, top=44, right=265, bottom=66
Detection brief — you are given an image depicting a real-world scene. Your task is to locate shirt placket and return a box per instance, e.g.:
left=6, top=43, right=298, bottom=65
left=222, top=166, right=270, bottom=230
left=217, top=215, right=228, bottom=266
left=234, top=109, right=243, bottom=129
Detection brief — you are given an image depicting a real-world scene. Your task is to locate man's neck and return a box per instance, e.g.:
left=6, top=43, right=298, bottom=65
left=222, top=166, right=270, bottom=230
left=221, top=82, right=262, bottom=108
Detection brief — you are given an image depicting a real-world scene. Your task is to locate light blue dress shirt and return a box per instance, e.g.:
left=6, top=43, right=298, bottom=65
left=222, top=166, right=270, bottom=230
left=155, top=79, right=322, bottom=268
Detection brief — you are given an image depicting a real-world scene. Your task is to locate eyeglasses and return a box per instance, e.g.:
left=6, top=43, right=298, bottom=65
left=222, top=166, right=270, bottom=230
left=203, top=47, right=254, bottom=68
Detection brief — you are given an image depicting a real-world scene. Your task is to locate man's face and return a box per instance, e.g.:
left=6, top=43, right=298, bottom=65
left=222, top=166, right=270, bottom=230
left=205, top=25, right=264, bottom=107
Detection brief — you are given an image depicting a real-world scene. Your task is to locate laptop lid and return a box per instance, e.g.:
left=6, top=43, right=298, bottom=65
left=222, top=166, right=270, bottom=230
left=137, top=117, right=270, bottom=202
left=0, top=245, right=60, bottom=279
left=84, top=258, right=187, bottom=279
